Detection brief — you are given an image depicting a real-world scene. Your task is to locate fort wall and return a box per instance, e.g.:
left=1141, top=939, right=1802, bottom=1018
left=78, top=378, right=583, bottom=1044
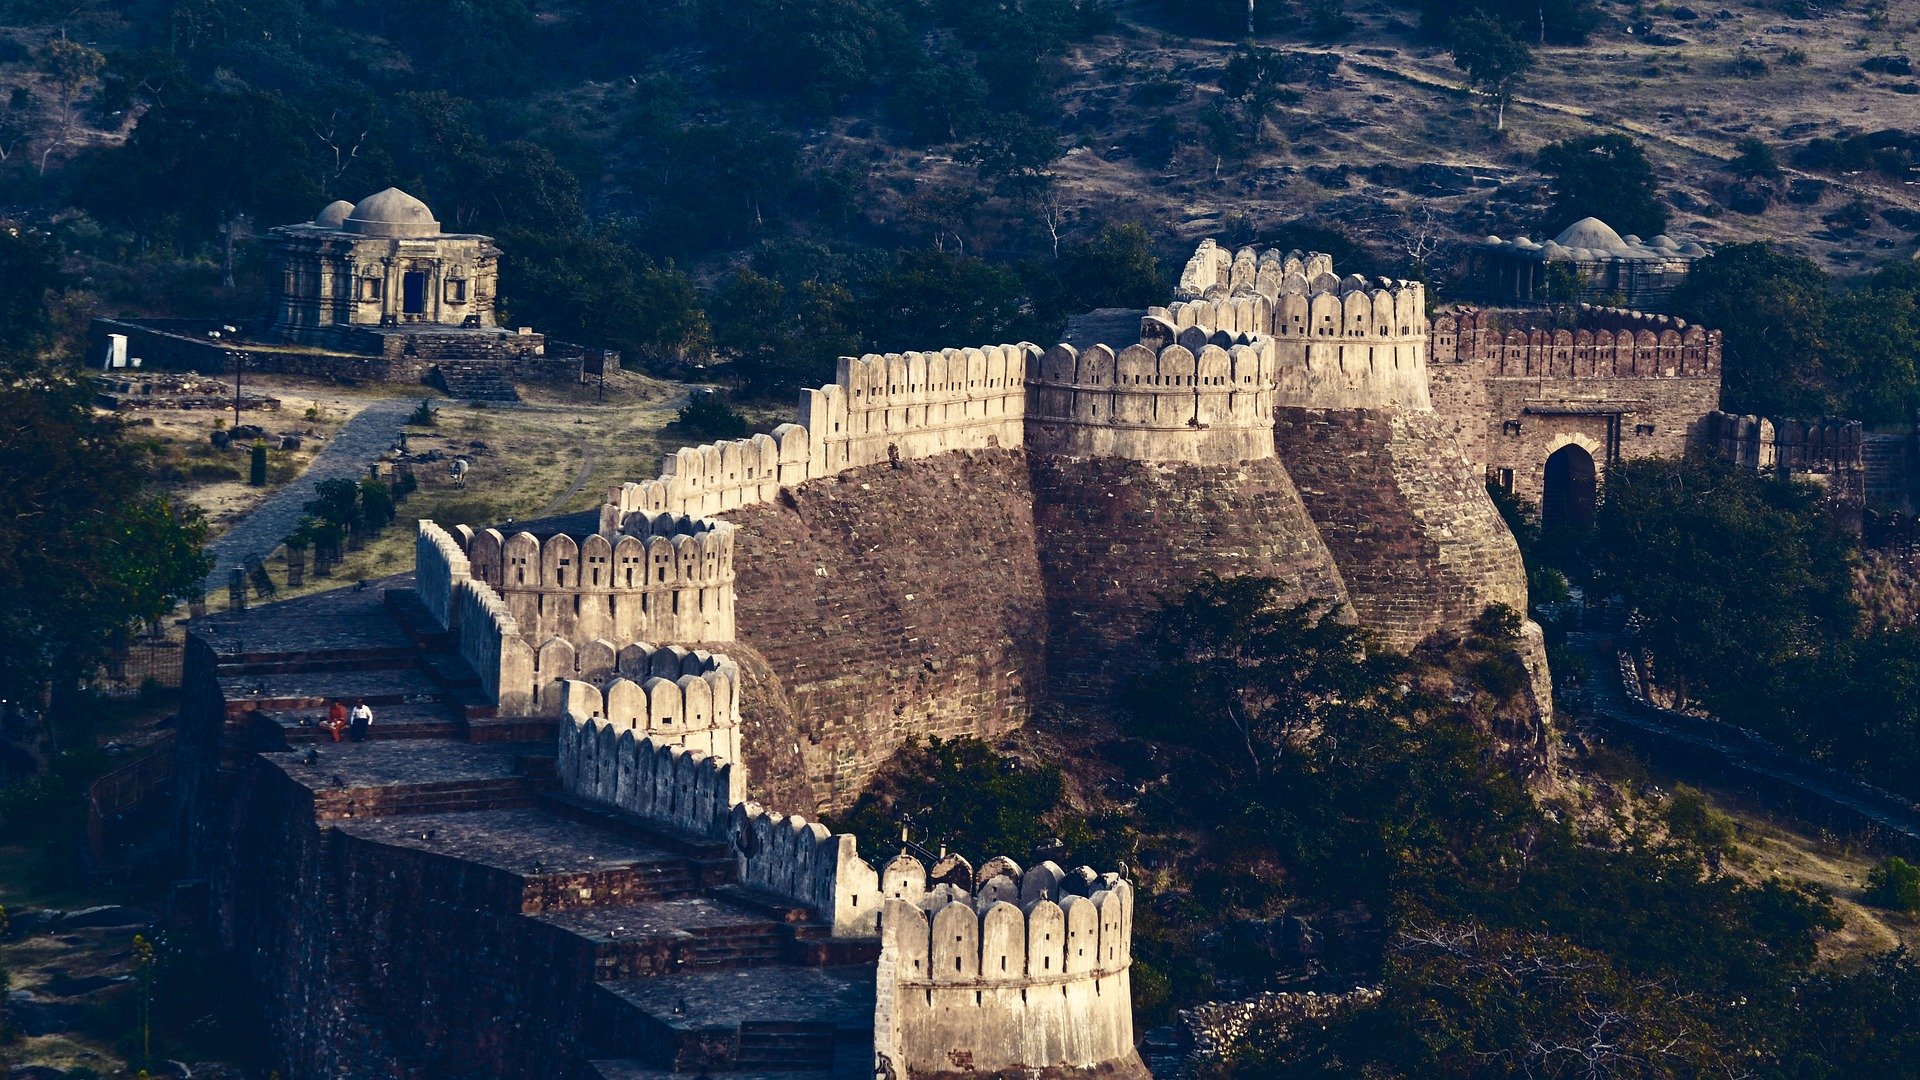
left=1270, top=407, right=1532, bottom=652
left=556, top=693, right=884, bottom=938
left=465, top=516, right=736, bottom=647
left=1166, top=243, right=1431, bottom=411
left=1024, top=339, right=1279, bottom=463
left=873, top=856, right=1141, bottom=1080
left=602, top=345, right=1036, bottom=526
left=546, top=648, right=742, bottom=761
left=1029, top=454, right=1349, bottom=700
left=723, top=450, right=1048, bottom=812
left=1430, top=307, right=1723, bottom=502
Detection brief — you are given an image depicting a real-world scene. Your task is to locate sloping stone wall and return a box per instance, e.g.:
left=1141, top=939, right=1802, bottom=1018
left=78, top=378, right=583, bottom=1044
left=1028, top=454, right=1349, bottom=701
left=723, top=450, right=1048, bottom=813
left=1271, top=407, right=1530, bottom=651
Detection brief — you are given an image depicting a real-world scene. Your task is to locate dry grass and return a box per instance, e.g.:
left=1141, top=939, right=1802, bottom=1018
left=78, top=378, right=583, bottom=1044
left=851, top=0, right=1920, bottom=275
left=262, top=368, right=724, bottom=599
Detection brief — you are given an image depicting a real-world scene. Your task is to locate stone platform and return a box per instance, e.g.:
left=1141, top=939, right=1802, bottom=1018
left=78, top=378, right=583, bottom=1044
left=180, top=580, right=884, bottom=1080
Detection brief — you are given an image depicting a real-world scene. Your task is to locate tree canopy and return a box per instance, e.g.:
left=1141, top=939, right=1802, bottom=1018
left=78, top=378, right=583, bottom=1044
left=1537, top=133, right=1668, bottom=239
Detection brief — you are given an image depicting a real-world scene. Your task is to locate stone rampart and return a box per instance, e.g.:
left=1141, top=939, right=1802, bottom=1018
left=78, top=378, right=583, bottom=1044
left=466, top=515, right=735, bottom=647
left=557, top=690, right=884, bottom=937
left=725, top=450, right=1047, bottom=811
left=1270, top=407, right=1532, bottom=653
left=1029, top=454, right=1349, bottom=700
left=1432, top=307, right=1720, bottom=379
left=1175, top=239, right=1334, bottom=300
left=543, top=647, right=741, bottom=760
left=1025, top=338, right=1279, bottom=463
left=452, top=576, right=537, bottom=715
left=415, top=520, right=472, bottom=632
left=873, top=854, right=1141, bottom=1079
left=1701, top=411, right=1864, bottom=474
left=601, top=345, right=1036, bottom=528
left=1163, top=242, right=1431, bottom=411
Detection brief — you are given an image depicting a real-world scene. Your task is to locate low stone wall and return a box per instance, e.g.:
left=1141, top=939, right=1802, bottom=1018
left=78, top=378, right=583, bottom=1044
left=1180, top=986, right=1384, bottom=1063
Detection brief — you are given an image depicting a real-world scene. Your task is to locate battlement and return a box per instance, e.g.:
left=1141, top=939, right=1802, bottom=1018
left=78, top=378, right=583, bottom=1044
left=1701, top=411, right=1865, bottom=475
left=537, top=644, right=741, bottom=760
left=1165, top=241, right=1431, bottom=411
left=599, top=344, right=1037, bottom=534
left=556, top=687, right=885, bottom=937
left=1433, top=306, right=1720, bottom=379
left=462, top=517, right=735, bottom=648
left=874, top=853, right=1137, bottom=1078
left=1025, top=337, right=1279, bottom=463
left=1175, top=239, right=1335, bottom=300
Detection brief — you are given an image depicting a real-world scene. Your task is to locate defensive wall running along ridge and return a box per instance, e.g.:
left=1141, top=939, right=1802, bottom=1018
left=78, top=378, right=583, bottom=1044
left=178, top=238, right=1593, bottom=1080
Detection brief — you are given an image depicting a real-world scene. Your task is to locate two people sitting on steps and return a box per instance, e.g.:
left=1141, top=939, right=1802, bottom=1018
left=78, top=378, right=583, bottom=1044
left=324, top=699, right=375, bottom=743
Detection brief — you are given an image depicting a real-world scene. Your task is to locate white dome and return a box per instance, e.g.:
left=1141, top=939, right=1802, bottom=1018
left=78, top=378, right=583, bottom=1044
left=314, top=200, right=354, bottom=228
left=345, top=188, right=441, bottom=238
left=1552, top=217, right=1629, bottom=252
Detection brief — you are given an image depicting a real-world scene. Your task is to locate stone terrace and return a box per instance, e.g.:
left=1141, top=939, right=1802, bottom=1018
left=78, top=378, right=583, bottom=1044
left=188, top=579, right=881, bottom=1079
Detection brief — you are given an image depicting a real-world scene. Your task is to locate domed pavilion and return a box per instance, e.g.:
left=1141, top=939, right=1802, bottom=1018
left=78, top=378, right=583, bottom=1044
left=1471, top=216, right=1709, bottom=312
left=261, top=187, right=506, bottom=350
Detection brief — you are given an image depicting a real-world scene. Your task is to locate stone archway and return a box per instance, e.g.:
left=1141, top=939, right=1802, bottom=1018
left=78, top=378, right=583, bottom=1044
left=1542, top=443, right=1598, bottom=532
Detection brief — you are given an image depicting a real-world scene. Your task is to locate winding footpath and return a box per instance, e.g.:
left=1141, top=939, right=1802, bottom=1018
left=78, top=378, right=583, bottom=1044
left=1574, top=630, right=1920, bottom=857
left=200, top=398, right=415, bottom=597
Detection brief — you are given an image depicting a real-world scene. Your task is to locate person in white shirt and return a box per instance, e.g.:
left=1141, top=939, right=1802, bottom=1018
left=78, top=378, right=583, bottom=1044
left=349, top=699, right=373, bottom=742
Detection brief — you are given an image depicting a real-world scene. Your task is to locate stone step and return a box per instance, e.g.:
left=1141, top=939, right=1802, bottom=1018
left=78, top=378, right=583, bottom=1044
left=582, top=966, right=875, bottom=1068
left=526, top=898, right=793, bottom=983
left=311, top=776, right=538, bottom=820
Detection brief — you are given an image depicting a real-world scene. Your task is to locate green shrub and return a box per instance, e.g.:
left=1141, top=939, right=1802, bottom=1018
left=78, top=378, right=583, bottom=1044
left=1865, top=856, right=1920, bottom=911
left=1665, top=785, right=1737, bottom=857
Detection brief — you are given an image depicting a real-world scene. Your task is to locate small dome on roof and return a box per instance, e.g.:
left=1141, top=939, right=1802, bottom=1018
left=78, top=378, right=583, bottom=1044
left=1553, top=217, right=1629, bottom=252
left=315, top=200, right=355, bottom=228
left=345, top=188, right=441, bottom=238
left=1650, top=234, right=1679, bottom=250
left=1486, top=235, right=1505, bottom=245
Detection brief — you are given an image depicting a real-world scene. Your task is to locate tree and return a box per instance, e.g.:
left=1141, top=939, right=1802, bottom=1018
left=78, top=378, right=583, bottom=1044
left=833, top=736, right=1071, bottom=861
left=707, top=267, right=858, bottom=397
left=34, top=38, right=103, bottom=174
left=0, top=382, right=209, bottom=743
left=1590, top=457, right=1855, bottom=718
left=1129, top=578, right=1400, bottom=780
left=1029, top=222, right=1167, bottom=332
left=958, top=114, right=1061, bottom=201
left=1865, top=857, right=1920, bottom=912
left=499, top=227, right=710, bottom=363
left=1450, top=12, right=1532, bottom=131
left=1537, top=133, right=1668, bottom=239
left=860, top=250, right=1032, bottom=352
left=72, top=86, right=326, bottom=285
left=0, top=230, right=63, bottom=380
left=1669, top=243, right=1833, bottom=417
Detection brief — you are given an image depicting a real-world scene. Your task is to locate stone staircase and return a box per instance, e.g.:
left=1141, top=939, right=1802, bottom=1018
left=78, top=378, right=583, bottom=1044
left=199, top=581, right=883, bottom=1079
left=429, top=359, right=521, bottom=403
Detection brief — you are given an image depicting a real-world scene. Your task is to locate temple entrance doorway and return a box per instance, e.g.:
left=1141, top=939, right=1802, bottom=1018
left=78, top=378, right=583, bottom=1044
left=1542, top=444, right=1598, bottom=532
left=403, top=271, right=427, bottom=315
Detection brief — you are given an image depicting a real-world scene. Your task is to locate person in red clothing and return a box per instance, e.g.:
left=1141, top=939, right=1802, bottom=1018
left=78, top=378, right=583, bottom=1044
left=326, top=700, right=348, bottom=743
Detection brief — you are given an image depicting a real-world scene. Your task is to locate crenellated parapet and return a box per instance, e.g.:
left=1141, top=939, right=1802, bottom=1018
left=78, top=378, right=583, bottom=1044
left=1025, top=335, right=1279, bottom=463
left=539, top=645, right=741, bottom=760
left=451, top=575, right=537, bottom=715
left=463, top=515, right=735, bottom=647
left=1433, top=306, right=1720, bottom=379
left=1175, top=238, right=1334, bottom=300
left=804, top=345, right=1033, bottom=474
left=598, top=344, right=1037, bottom=535
left=415, top=520, right=472, bottom=633
left=873, top=853, right=1140, bottom=1079
left=1166, top=241, right=1431, bottom=410
left=556, top=684, right=884, bottom=937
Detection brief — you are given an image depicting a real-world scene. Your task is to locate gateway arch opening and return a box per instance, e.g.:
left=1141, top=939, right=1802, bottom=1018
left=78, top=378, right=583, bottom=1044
left=1542, top=444, right=1598, bottom=532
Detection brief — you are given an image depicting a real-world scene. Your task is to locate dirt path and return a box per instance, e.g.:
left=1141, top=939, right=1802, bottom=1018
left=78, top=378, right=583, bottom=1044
left=199, top=398, right=413, bottom=596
